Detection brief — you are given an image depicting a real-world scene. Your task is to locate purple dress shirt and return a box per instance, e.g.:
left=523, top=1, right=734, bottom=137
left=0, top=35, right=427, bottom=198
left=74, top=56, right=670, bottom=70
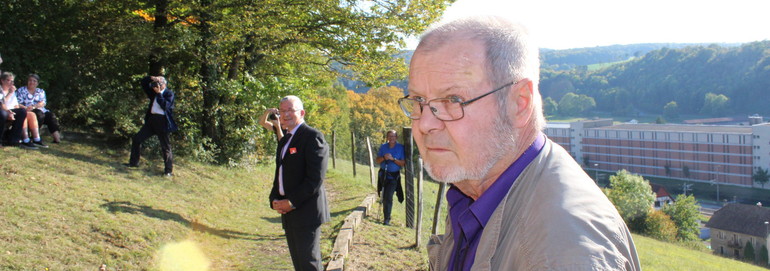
left=446, top=133, right=546, bottom=271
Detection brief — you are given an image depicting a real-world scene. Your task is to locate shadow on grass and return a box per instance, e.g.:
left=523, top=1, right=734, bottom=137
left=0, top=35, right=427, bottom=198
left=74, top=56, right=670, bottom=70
left=101, top=200, right=281, bottom=241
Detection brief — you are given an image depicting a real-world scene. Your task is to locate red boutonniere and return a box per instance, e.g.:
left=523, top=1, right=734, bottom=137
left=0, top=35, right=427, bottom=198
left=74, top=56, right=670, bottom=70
left=289, top=147, right=297, bottom=154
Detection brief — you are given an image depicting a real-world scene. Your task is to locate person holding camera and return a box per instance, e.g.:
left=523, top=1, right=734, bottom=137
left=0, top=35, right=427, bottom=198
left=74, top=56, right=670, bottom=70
left=375, top=130, right=405, bottom=226
left=259, top=108, right=284, bottom=141
left=126, top=75, right=177, bottom=177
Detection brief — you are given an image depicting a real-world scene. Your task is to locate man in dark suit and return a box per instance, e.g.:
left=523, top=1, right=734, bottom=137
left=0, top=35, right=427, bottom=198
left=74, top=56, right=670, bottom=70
left=269, top=95, right=330, bottom=271
left=126, top=75, right=178, bottom=177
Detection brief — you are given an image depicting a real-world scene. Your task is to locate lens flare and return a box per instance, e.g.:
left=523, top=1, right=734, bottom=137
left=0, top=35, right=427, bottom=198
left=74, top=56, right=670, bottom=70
left=158, top=240, right=210, bottom=271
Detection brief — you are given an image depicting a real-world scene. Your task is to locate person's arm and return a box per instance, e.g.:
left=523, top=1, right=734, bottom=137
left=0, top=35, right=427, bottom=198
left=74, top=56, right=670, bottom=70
left=36, top=90, right=46, bottom=109
left=140, top=76, right=154, bottom=99
left=259, top=108, right=283, bottom=141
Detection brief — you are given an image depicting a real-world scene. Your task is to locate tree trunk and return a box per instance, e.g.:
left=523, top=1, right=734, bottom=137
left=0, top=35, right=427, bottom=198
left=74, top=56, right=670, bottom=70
left=198, top=0, right=221, bottom=153
left=149, top=0, right=169, bottom=76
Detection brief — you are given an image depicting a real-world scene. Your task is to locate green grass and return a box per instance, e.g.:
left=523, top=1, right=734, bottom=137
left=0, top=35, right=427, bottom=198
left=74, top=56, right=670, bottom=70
left=0, top=133, right=374, bottom=270
left=635, top=234, right=767, bottom=270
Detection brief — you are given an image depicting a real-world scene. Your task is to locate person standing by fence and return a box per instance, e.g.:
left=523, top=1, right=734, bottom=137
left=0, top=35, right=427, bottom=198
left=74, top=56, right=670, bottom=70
left=376, top=130, right=405, bottom=226
left=400, top=16, right=640, bottom=270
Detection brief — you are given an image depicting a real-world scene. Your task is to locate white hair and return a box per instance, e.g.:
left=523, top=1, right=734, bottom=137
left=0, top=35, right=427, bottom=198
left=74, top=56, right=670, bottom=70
left=417, top=16, right=544, bottom=133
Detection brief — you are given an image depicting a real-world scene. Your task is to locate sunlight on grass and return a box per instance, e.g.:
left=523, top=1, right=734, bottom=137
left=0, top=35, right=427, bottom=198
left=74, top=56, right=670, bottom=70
left=158, top=240, right=210, bottom=271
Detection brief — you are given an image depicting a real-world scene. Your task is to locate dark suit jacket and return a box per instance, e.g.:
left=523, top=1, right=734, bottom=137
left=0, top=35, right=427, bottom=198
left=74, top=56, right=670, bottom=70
left=140, top=76, right=178, bottom=132
left=269, top=123, right=331, bottom=229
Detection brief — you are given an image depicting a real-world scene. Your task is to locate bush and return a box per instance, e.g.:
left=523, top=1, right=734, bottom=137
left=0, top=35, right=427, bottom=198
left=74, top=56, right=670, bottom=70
left=644, top=210, right=678, bottom=241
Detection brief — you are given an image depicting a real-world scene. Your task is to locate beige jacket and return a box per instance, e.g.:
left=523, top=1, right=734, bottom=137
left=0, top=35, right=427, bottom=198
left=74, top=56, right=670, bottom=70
left=428, top=139, right=641, bottom=270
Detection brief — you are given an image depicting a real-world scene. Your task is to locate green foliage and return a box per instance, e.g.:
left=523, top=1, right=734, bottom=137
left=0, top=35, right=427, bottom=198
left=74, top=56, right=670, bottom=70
left=605, top=169, right=655, bottom=229
left=540, top=42, right=770, bottom=117
left=644, top=210, right=678, bottom=241
left=663, top=101, right=679, bottom=119
left=558, top=92, right=596, bottom=116
left=662, top=194, right=701, bottom=242
left=543, top=96, right=558, bottom=116
left=745, top=241, right=756, bottom=263
left=347, top=86, right=410, bottom=163
left=0, top=0, right=452, bottom=164
left=760, top=245, right=769, bottom=266
left=655, top=116, right=666, bottom=124
left=753, top=167, right=770, bottom=188
left=700, top=92, right=730, bottom=116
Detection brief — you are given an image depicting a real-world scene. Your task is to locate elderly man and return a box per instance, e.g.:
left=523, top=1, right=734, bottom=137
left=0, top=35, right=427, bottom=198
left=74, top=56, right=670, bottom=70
left=399, top=16, right=640, bottom=270
left=268, top=95, right=330, bottom=271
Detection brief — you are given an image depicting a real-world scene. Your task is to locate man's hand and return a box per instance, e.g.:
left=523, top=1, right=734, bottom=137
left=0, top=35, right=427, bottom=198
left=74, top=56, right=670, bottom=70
left=271, top=199, right=294, bottom=214
left=384, top=153, right=394, bottom=161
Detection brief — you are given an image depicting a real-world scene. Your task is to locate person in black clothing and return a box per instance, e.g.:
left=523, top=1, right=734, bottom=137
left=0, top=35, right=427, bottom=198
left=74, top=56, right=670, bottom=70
left=126, top=75, right=178, bottom=176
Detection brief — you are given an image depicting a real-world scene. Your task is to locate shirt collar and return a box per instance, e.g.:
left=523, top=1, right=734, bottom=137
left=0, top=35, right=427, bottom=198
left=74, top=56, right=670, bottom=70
left=446, top=133, right=546, bottom=267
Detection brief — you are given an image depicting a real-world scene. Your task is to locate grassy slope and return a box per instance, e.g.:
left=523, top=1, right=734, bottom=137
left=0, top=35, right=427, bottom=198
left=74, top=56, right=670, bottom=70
left=2, top=134, right=766, bottom=270
left=635, top=234, right=766, bottom=271
left=0, top=135, right=373, bottom=270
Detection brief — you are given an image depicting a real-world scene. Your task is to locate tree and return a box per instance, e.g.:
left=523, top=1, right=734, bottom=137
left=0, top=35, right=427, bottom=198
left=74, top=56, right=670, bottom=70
left=605, top=170, right=655, bottom=232
left=644, top=210, right=678, bottom=241
left=745, top=241, right=756, bottom=263
left=543, top=96, right=558, bottom=116
left=683, top=165, right=691, bottom=179
left=700, top=92, right=730, bottom=116
left=663, top=101, right=679, bottom=119
left=655, top=116, right=666, bottom=124
left=760, top=245, right=769, bottom=266
left=754, top=167, right=770, bottom=188
left=347, top=86, right=409, bottom=163
left=0, top=0, right=452, bottom=164
left=558, top=92, right=596, bottom=116
left=662, top=194, right=701, bottom=242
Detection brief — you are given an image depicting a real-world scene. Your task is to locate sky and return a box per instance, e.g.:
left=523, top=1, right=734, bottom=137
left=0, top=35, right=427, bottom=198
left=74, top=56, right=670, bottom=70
left=408, top=0, right=770, bottom=50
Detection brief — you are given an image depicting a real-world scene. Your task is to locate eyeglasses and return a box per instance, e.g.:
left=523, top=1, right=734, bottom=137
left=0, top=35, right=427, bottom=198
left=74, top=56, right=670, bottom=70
left=397, top=81, right=517, bottom=121
left=279, top=109, right=300, bottom=115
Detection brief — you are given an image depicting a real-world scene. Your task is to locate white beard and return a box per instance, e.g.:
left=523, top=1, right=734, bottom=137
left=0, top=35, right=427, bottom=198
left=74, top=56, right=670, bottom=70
left=423, top=114, right=518, bottom=184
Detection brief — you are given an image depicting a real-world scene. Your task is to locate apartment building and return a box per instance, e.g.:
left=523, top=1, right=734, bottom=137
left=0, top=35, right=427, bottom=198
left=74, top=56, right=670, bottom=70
left=544, top=119, right=770, bottom=188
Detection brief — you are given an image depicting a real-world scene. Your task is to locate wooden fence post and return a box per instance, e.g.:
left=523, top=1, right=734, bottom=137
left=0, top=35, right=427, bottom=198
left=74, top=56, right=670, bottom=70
left=415, top=157, right=424, bottom=247
left=403, top=127, right=415, bottom=228
left=431, top=182, right=447, bottom=235
left=331, top=130, right=336, bottom=169
left=351, top=131, right=356, bottom=177
left=366, top=137, right=376, bottom=187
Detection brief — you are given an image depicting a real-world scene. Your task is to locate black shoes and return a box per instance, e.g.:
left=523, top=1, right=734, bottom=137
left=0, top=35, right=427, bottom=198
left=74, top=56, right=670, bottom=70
left=33, top=140, right=48, bottom=148
left=123, top=163, right=139, bottom=169
left=163, top=172, right=173, bottom=177
left=19, top=142, right=38, bottom=150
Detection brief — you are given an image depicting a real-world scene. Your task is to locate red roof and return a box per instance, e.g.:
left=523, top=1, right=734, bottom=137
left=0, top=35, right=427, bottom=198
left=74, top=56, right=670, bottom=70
left=650, top=183, right=671, bottom=198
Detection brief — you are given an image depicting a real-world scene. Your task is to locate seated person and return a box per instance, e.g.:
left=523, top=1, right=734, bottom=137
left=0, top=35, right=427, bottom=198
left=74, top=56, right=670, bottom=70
left=16, top=73, right=61, bottom=145
left=0, top=72, right=32, bottom=148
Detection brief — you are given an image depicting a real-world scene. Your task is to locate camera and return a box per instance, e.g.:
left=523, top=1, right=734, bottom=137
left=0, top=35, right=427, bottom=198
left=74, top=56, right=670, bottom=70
left=149, top=82, right=161, bottom=88
left=268, top=113, right=278, bottom=120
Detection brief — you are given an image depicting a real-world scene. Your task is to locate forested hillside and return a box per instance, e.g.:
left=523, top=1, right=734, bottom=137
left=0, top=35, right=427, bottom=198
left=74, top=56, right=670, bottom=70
left=539, top=43, right=730, bottom=70
left=540, top=41, right=770, bottom=117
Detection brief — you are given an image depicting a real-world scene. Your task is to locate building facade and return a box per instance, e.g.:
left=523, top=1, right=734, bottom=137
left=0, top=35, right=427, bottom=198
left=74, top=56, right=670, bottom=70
left=706, top=203, right=770, bottom=262
left=544, top=120, right=770, bottom=189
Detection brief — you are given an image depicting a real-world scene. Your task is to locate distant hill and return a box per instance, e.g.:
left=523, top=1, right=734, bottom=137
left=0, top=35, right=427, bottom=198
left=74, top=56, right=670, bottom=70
left=539, top=41, right=770, bottom=116
left=540, top=43, right=741, bottom=70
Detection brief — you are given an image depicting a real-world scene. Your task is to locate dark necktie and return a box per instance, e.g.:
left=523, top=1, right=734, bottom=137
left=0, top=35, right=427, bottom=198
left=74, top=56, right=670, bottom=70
left=280, top=133, right=292, bottom=147
left=279, top=133, right=293, bottom=159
